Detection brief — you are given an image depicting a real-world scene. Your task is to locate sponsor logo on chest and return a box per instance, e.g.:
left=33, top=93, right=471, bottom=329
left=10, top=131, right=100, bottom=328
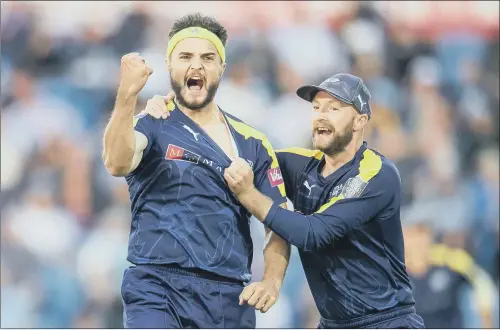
left=329, top=176, right=368, bottom=199
left=166, top=144, right=201, bottom=164
left=165, top=144, right=254, bottom=174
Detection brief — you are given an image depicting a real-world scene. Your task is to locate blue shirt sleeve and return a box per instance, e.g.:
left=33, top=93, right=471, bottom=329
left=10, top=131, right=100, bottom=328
left=133, top=113, right=159, bottom=157
left=276, top=148, right=320, bottom=201
left=263, top=163, right=401, bottom=251
left=253, top=136, right=287, bottom=205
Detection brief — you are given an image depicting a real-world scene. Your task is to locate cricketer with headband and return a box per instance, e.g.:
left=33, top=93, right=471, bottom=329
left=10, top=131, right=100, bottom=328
left=143, top=14, right=425, bottom=330
left=103, top=13, right=291, bottom=328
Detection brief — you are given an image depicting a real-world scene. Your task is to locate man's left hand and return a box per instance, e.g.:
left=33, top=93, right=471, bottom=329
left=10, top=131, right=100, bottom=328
left=224, top=157, right=255, bottom=196
left=239, top=280, right=280, bottom=313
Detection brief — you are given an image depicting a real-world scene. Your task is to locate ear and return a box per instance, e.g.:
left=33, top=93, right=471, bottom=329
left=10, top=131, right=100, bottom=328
left=353, top=114, right=369, bottom=132
left=165, top=59, right=172, bottom=73
left=165, top=56, right=172, bottom=67
left=220, top=62, right=226, bottom=78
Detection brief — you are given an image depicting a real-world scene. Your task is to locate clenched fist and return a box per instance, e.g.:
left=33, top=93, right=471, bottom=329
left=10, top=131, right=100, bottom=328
left=119, top=52, right=153, bottom=97
left=239, top=280, right=279, bottom=313
left=224, top=157, right=255, bottom=196
left=140, top=92, right=176, bottom=119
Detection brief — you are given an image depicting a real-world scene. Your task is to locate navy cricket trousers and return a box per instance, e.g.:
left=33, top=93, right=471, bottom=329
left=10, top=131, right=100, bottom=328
left=121, top=264, right=256, bottom=328
left=318, top=306, right=425, bottom=329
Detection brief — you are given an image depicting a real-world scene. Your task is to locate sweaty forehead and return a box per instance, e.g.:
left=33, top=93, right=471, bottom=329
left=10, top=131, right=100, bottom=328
left=172, top=38, right=218, bottom=55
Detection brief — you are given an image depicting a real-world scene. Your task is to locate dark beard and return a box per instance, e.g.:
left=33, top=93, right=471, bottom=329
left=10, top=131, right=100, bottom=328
left=170, top=76, right=219, bottom=111
left=317, top=120, right=354, bottom=156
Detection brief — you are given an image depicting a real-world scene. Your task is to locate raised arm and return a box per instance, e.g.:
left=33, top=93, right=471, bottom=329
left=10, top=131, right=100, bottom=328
left=103, top=53, right=152, bottom=177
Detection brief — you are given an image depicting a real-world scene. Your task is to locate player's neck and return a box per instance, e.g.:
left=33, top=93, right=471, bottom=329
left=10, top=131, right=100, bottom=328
left=177, top=100, right=221, bottom=126
left=322, top=137, right=363, bottom=177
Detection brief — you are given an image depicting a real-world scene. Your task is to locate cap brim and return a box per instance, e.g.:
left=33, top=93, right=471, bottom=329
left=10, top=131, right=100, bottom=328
left=296, top=85, right=326, bottom=102
left=296, top=84, right=353, bottom=105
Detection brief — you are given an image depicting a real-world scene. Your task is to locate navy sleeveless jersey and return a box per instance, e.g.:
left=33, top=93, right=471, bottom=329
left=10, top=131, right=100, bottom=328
left=125, top=101, right=287, bottom=283
left=263, top=143, right=416, bottom=320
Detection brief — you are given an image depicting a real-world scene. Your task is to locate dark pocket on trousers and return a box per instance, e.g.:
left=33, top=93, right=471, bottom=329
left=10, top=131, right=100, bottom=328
left=121, top=266, right=134, bottom=304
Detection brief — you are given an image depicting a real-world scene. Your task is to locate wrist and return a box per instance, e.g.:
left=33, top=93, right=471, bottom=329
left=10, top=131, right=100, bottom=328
left=117, top=84, right=139, bottom=103
left=262, top=276, right=282, bottom=292
left=236, top=185, right=258, bottom=201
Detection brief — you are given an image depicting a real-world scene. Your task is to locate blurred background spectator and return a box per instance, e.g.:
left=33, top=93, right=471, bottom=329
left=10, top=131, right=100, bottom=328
left=1, top=1, right=498, bottom=328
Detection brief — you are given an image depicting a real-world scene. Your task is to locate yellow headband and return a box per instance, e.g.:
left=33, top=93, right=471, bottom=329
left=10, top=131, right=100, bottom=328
left=166, top=27, right=225, bottom=63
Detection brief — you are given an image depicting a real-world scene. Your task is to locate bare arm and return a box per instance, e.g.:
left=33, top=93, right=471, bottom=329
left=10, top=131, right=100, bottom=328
left=102, top=53, right=152, bottom=177
left=103, top=92, right=148, bottom=176
left=237, top=202, right=290, bottom=314
left=262, top=203, right=291, bottom=292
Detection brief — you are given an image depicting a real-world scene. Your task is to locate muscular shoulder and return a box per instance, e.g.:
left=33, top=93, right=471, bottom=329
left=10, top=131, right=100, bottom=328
left=133, top=112, right=160, bottom=132
left=359, top=148, right=401, bottom=186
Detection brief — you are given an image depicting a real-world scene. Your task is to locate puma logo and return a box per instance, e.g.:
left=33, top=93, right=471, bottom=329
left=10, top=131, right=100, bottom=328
left=357, top=94, right=367, bottom=110
left=183, top=125, right=200, bottom=141
left=303, top=180, right=316, bottom=197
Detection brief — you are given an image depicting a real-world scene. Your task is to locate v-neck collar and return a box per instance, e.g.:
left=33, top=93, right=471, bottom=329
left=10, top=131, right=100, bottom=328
left=316, top=142, right=368, bottom=185
left=170, top=101, right=241, bottom=164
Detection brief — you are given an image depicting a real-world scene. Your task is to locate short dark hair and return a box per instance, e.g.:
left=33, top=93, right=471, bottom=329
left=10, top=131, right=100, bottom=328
left=169, top=13, right=228, bottom=46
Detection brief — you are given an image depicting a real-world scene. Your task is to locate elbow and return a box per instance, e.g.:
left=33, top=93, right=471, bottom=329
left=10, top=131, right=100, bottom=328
left=103, top=155, right=129, bottom=177
left=301, top=227, right=334, bottom=252
left=274, top=215, right=334, bottom=252
left=301, top=239, right=326, bottom=252
left=302, top=215, right=343, bottom=251
left=289, top=233, right=323, bottom=252
left=104, top=163, right=128, bottom=177
left=106, top=166, right=129, bottom=177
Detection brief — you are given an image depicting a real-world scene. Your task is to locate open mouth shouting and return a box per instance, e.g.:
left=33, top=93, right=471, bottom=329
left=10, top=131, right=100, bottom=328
left=186, top=75, right=205, bottom=92
left=314, top=126, right=333, bottom=136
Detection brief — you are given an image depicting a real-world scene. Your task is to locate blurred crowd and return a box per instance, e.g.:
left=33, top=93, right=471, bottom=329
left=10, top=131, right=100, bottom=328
left=1, top=1, right=499, bottom=328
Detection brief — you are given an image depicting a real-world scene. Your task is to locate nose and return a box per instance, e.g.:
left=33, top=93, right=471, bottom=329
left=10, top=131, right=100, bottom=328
left=190, top=56, right=203, bottom=70
left=312, top=111, right=328, bottom=121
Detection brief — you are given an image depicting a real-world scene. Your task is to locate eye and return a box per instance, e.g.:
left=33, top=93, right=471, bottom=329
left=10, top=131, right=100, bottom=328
left=203, top=55, right=215, bottom=61
left=180, top=55, right=190, bottom=60
left=328, top=107, right=338, bottom=112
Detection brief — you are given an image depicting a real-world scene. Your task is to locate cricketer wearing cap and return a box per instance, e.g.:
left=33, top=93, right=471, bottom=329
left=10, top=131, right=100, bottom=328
left=102, top=13, right=290, bottom=328
left=223, top=74, right=425, bottom=328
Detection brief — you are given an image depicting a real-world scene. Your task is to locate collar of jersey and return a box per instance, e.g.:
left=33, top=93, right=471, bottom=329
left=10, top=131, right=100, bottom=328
left=166, top=100, right=237, bottom=165
left=316, top=142, right=368, bottom=185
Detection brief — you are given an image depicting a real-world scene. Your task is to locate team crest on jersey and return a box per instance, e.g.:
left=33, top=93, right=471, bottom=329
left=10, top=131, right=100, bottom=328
left=267, top=167, right=283, bottom=187
left=165, top=144, right=201, bottom=164
left=330, top=183, right=344, bottom=198
left=342, top=176, right=368, bottom=198
left=330, top=176, right=368, bottom=199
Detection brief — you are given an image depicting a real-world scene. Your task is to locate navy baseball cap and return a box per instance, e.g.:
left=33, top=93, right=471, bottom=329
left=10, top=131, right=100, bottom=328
left=296, top=73, right=372, bottom=119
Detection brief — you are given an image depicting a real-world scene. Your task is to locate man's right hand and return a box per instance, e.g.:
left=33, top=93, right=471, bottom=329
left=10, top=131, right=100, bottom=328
left=141, top=92, right=176, bottom=119
left=119, top=53, right=153, bottom=97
